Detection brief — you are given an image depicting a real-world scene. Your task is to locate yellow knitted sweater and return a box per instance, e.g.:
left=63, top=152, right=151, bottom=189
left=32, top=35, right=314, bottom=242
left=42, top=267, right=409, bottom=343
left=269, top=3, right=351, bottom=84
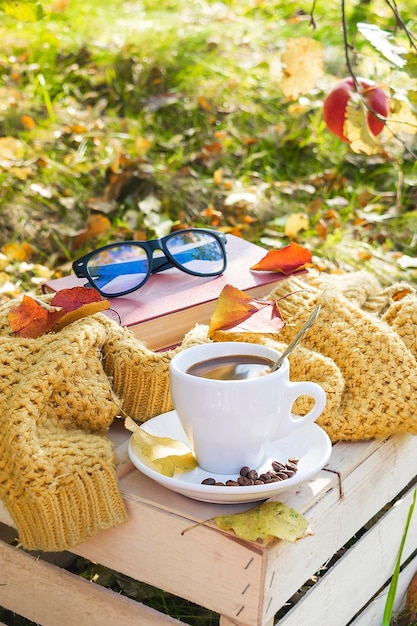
left=0, top=300, right=206, bottom=552
left=1, top=269, right=416, bottom=551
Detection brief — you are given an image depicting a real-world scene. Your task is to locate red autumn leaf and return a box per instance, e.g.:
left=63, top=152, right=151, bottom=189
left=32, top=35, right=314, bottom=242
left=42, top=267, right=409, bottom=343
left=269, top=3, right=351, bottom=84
left=50, top=287, right=110, bottom=332
left=208, top=284, right=285, bottom=338
left=8, top=295, right=66, bottom=338
left=8, top=287, right=110, bottom=338
left=250, top=242, right=312, bottom=274
left=51, top=286, right=106, bottom=311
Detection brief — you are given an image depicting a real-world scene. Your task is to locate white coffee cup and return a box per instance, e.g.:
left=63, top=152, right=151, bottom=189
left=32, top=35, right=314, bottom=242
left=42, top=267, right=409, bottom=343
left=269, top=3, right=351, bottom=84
left=169, top=341, right=327, bottom=475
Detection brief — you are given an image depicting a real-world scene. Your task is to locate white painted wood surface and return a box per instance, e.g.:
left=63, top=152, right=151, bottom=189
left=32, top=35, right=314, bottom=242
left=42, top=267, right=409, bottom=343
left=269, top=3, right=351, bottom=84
left=0, top=538, right=182, bottom=626
left=274, top=481, right=417, bottom=625
left=0, top=431, right=416, bottom=625
left=351, top=556, right=417, bottom=626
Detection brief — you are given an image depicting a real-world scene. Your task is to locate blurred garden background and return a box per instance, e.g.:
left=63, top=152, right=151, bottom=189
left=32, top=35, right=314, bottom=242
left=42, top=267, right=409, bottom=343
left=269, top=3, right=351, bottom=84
left=0, top=0, right=416, bottom=306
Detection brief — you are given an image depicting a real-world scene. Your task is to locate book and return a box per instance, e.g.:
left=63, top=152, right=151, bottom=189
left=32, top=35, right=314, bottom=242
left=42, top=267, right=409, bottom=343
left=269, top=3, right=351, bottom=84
left=42, top=234, right=302, bottom=350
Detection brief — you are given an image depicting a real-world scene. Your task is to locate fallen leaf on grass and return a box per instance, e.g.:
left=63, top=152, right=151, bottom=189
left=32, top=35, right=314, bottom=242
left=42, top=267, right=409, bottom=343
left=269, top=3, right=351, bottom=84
left=2, top=241, right=34, bottom=262
left=214, top=501, right=311, bottom=543
left=250, top=242, right=312, bottom=274
left=125, top=416, right=197, bottom=478
left=208, top=284, right=285, bottom=340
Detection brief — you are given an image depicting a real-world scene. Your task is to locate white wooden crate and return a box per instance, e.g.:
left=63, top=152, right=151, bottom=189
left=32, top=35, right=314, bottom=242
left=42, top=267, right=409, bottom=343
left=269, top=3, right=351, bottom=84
left=0, top=429, right=416, bottom=626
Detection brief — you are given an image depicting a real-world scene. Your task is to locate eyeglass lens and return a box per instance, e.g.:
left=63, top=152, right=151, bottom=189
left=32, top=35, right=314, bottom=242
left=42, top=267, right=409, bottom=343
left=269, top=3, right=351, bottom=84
left=86, top=230, right=225, bottom=296
left=165, top=230, right=224, bottom=274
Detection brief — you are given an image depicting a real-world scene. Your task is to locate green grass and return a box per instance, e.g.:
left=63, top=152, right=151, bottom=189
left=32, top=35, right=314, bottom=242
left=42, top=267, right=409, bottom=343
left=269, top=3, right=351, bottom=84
left=0, top=0, right=416, bottom=298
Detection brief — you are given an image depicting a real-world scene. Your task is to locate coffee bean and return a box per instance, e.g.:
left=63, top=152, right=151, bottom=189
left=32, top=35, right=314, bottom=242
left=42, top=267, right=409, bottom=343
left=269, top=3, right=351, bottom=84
left=201, top=477, right=216, bottom=485
left=284, top=470, right=296, bottom=478
left=201, top=457, right=299, bottom=487
left=286, top=461, right=298, bottom=472
left=272, top=461, right=285, bottom=472
left=276, top=472, right=289, bottom=480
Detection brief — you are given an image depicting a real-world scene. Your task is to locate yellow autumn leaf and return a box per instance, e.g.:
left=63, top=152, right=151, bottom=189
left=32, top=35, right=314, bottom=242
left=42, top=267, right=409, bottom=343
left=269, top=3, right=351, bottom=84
left=213, top=168, right=223, bottom=185
left=0, top=137, right=25, bottom=164
left=2, top=241, right=34, bottom=262
left=285, top=212, right=309, bottom=238
left=280, top=38, right=323, bottom=99
left=214, top=501, right=311, bottom=543
left=135, top=136, right=152, bottom=154
left=386, top=97, right=417, bottom=136
left=125, top=417, right=197, bottom=477
left=344, top=94, right=381, bottom=155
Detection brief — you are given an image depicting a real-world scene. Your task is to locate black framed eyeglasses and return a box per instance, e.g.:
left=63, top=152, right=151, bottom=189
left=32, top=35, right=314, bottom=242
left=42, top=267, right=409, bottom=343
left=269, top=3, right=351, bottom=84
left=72, top=228, right=227, bottom=297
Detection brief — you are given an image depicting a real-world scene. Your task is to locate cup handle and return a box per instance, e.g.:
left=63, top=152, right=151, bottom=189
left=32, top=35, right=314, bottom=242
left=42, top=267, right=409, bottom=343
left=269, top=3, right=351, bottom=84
left=285, top=381, right=327, bottom=430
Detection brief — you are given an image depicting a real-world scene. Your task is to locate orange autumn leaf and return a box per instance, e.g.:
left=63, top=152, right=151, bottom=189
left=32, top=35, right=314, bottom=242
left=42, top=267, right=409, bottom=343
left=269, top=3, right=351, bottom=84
left=250, top=242, right=312, bottom=274
left=72, top=214, right=112, bottom=250
left=8, top=295, right=66, bottom=338
left=2, top=241, right=34, bottom=262
left=21, top=115, right=36, bottom=130
left=8, top=287, right=110, bottom=338
left=208, top=284, right=285, bottom=339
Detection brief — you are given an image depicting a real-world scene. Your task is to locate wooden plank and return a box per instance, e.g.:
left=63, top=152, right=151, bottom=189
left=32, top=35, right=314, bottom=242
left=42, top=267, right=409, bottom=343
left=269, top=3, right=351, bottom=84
left=260, top=433, right=417, bottom=624
left=275, top=482, right=417, bottom=625
left=0, top=540, right=184, bottom=626
left=72, top=493, right=264, bottom=626
left=350, top=555, right=417, bottom=625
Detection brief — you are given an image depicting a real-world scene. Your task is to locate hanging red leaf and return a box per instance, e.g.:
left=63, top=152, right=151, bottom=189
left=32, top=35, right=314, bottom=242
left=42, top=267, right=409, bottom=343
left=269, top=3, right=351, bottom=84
left=250, top=242, right=312, bottom=274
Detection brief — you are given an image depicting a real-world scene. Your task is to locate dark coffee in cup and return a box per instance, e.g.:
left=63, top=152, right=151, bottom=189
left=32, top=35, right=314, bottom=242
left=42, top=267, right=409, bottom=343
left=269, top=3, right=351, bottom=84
left=186, top=354, right=273, bottom=380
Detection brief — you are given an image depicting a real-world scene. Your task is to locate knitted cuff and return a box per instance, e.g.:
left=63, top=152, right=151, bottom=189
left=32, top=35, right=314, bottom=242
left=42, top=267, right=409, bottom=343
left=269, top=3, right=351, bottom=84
left=102, top=320, right=211, bottom=422
left=5, top=453, right=127, bottom=552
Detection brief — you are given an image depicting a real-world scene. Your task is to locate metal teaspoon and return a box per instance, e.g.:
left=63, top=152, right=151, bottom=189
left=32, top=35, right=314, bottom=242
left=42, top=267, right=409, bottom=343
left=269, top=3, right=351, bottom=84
left=270, top=304, right=322, bottom=372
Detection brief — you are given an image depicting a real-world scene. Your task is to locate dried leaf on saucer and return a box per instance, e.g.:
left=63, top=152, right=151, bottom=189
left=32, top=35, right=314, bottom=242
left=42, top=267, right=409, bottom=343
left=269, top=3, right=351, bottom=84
left=208, top=284, right=285, bottom=341
left=214, top=501, right=311, bottom=544
left=250, top=241, right=312, bottom=274
left=125, top=417, right=197, bottom=478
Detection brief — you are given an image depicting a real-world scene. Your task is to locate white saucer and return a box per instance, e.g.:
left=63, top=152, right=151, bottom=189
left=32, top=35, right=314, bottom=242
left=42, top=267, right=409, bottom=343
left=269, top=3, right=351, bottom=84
left=128, top=410, right=332, bottom=504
